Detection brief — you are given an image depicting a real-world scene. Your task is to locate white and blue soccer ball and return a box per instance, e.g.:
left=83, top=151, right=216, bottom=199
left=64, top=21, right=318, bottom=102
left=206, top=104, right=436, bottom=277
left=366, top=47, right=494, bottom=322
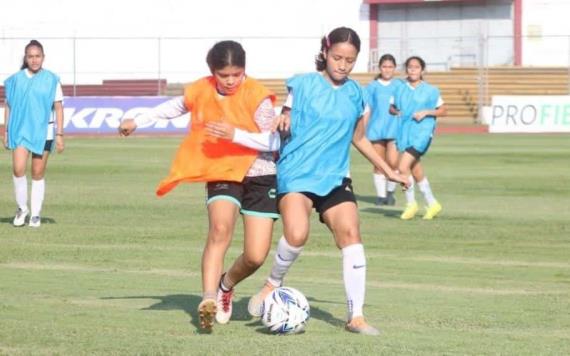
left=261, top=287, right=310, bottom=335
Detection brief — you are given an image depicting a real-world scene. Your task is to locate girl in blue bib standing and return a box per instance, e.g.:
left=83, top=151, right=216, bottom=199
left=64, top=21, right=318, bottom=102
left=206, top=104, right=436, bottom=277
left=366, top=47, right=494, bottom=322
left=3, top=40, right=65, bottom=227
left=246, top=27, right=408, bottom=336
left=391, top=56, right=447, bottom=220
left=363, top=54, right=403, bottom=206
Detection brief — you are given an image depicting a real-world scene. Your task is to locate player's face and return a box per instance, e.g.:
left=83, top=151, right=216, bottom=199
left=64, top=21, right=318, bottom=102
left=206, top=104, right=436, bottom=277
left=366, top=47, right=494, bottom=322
left=379, top=60, right=395, bottom=80
left=25, top=46, right=44, bottom=73
left=324, top=42, right=358, bottom=84
left=406, top=59, right=424, bottom=83
left=213, top=65, right=245, bottom=95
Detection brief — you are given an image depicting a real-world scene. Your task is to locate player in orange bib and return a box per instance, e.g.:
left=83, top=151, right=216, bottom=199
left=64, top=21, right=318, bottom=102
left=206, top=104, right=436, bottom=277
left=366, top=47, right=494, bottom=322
left=119, top=41, right=280, bottom=331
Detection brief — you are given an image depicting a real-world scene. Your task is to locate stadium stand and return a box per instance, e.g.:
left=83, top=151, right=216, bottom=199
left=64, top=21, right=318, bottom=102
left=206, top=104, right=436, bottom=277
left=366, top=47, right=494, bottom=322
left=2, top=69, right=569, bottom=123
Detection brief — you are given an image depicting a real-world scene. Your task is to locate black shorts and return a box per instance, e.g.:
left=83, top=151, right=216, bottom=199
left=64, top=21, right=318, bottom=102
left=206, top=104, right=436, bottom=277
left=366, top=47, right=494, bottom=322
left=44, top=140, right=53, bottom=151
left=206, top=175, right=279, bottom=219
left=31, top=140, right=53, bottom=157
left=277, top=178, right=357, bottom=223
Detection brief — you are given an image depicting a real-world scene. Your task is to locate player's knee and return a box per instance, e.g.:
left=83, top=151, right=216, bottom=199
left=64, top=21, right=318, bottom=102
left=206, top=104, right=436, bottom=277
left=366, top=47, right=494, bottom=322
left=31, top=171, right=45, bottom=180
left=284, top=229, right=308, bottom=247
left=208, top=223, right=233, bottom=243
left=12, top=168, right=26, bottom=177
left=243, top=253, right=266, bottom=270
left=335, top=226, right=361, bottom=248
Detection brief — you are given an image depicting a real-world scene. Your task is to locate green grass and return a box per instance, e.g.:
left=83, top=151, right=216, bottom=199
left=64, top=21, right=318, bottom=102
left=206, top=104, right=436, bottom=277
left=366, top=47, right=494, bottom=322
left=1, top=134, right=569, bottom=355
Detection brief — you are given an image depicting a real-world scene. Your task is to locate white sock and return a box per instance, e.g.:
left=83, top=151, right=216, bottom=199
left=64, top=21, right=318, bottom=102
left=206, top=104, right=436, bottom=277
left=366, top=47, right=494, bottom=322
left=267, top=236, right=303, bottom=287
left=31, top=179, right=45, bottom=217
left=386, top=180, right=397, bottom=194
left=405, top=176, right=416, bottom=204
left=417, top=177, right=437, bottom=206
left=13, top=175, right=28, bottom=211
left=373, top=173, right=387, bottom=198
left=342, top=243, right=366, bottom=320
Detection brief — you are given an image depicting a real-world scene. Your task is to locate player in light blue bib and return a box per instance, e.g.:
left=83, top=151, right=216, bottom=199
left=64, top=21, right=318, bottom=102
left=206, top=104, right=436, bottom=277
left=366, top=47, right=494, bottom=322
left=391, top=56, right=447, bottom=220
left=3, top=40, right=65, bottom=228
left=247, top=27, right=408, bottom=336
left=363, top=54, right=403, bottom=206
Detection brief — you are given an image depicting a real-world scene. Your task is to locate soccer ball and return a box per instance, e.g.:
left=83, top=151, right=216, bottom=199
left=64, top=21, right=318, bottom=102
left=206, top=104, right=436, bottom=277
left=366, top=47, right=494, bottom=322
left=261, top=287, right=310, bottom=334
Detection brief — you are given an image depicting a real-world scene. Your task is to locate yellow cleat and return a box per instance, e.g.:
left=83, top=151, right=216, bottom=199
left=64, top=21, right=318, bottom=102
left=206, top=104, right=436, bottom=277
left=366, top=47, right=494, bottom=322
left=400, top=202, right=419, bottom=220
left=423, top=201, right=442, bottom=220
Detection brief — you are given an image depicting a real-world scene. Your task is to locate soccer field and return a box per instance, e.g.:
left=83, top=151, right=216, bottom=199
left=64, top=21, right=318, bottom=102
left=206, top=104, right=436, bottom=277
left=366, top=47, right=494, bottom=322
left=1, top=134, right=569, bottom=355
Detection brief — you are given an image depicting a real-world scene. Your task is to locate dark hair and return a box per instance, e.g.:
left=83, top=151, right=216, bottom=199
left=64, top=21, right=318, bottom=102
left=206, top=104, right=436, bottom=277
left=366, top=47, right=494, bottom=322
left=315, top=27, right=361, bottom=71
left=374, top=53, right=397, bottom=80
left=405, top=56, right=426, bottom=79
left=21, top=39, right=44, bottom=70
left=206, top=40, right=246, bottom=73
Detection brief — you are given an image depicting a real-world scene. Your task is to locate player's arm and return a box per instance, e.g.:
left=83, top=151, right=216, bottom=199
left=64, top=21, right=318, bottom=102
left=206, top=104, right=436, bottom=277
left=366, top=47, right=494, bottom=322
left=206, top=97, right=281, bottom=152
left=54, top=100, right=64, bottom=153
left=413, top=96, right=447, bottom=121
left=352, top=117, right=409, bottom=187
left=119, top=96, right=187, bottom=136
left=2, top=103, right=9, bottom=149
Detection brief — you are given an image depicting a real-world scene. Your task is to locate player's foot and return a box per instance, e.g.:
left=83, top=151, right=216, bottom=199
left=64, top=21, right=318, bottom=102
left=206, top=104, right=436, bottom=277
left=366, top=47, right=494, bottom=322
left=385, top=192, right=396, bottom=206
left=375, top=197, right=386, bottom=206
left=198, top=299, right=216, bottom=330
left=29, top=216, right=41, bottom=228
left=215, top=287, right=234, bottom=324
left=400, top=202, right=418, bottom=220
left=13, top=207, right=29, bottom=227
left=423, top=201, right=442, bottom=220
left=248, top=281, right=276, bottom=317
left=345, top=316, right=381, bottom=336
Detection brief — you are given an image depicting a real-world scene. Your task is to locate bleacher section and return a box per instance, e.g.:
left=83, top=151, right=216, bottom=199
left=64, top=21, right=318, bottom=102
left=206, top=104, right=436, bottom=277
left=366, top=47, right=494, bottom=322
left=2, top=69, right=569, bottom=123
left=166, top=68, right=569, bottom=123
left=0, top=79, right=166, bottom=104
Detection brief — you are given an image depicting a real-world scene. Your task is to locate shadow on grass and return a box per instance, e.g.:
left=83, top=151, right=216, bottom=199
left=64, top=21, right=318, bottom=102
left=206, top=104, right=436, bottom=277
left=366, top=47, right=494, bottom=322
left=359, top=207, right=402, bottom=218
left=0, top=216, right=57, bottom=225
left=101, top=294, right=252, bottom=334
left=103, top=294, right=346, bottom=335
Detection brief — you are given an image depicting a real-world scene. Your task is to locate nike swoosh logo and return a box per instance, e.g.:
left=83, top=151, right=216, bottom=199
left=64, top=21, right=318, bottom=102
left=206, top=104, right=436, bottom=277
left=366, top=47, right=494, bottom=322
left=353, top=264, right=366, bottom=269
left=277, top=254, right=294, bottom=262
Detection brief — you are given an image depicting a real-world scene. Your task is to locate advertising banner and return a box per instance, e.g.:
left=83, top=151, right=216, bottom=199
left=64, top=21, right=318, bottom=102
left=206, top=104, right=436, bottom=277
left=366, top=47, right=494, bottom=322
left=489, top=96, right=570, bottom=133
left=62, top=97, right=189, bottom=134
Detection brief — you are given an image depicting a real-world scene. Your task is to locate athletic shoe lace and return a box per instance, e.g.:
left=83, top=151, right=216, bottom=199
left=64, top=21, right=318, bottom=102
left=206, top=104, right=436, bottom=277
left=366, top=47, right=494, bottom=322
left=221, top=289, right=233, bottom=312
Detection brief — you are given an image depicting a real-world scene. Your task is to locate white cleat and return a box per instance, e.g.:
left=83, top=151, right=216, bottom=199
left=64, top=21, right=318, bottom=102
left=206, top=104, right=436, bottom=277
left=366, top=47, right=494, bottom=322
left=215, top=287, right=234, bottom=324
left=13, top=207, right=29, bottom=227
left=29, top=216, right=41, bottom=228
left=248, top=282, right=276, bottom=317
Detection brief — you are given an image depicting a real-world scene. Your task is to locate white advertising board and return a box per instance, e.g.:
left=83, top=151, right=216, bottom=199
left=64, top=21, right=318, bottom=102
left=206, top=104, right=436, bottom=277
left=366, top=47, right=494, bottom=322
left=489, top=96, right=570, bottom=133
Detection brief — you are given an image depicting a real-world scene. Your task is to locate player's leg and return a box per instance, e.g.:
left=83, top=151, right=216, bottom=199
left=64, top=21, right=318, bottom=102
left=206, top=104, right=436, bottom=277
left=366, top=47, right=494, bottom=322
left=217, top=215, right=274, bottom=324
left=199, top=189, right=240, bottom=330
left=412, top=161, right=442, bottom=219
left=29, top=142, right=52, bottom=227
left=384, top=139, right=399, bottom=206
left=321, top=196, right=379, bottom=336
left=398, top=150, right=419, bottom=220
left=371, top=141, right=388, bottom=205
left=216, top=175, right=279, bottom=323
left=410, top=122, right=442, bottom=219
left=12, top=146, right=30, bottom=226
left=248, top=193, right=312, bottom=317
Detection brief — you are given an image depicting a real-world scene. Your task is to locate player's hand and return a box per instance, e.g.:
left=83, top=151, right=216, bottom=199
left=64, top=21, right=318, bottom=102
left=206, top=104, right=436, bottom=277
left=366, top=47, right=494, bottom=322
left=119, top=119, right=137, bottom=136
left=413, top=111, right=429, bottom=121
left=388, top=172, right=410, bottom=190
left=205, top=122, right=235, bottom=140
left=55, top=135, right=65, bottom=153
left=271, top=113, right=291, bottom=133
